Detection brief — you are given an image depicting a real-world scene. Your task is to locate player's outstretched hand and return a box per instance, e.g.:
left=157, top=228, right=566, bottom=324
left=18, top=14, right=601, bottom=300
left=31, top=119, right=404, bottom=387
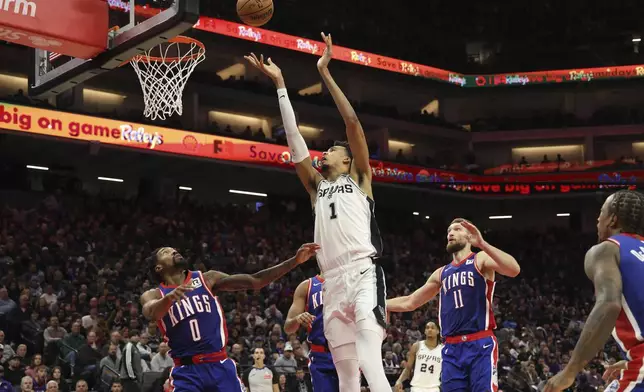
left=317, top=32, right=333, bottom=71
left=460, top=220, right=484, bottom=247
left=543, top=369, right=576, bottom=392
left=602, top=360, right=627, bottom=382
left=393, top=382, right=404, bottom=392
left=244, top=53, right=282, bottom=82
left=295, top=312, right=315, bottom=327
left=295, top=243, right=320, bottom=265
left=167, top=284, right=194, bottom=303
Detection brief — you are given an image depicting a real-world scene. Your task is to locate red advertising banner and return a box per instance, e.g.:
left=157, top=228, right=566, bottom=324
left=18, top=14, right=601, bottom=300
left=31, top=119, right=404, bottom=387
left=0, top=103, right=642, bottom=191
left=484, top=160, right=615, bottom=175
left=120, top=6, right=644, bottom=88
left=0, top=0, right=108, bottom=58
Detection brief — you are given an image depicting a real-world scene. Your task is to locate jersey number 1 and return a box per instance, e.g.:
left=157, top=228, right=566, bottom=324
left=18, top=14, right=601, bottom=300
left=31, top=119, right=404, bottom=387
left=329, top=202, right=338, bottom=219
left=189, top=319, right=201, bottom=341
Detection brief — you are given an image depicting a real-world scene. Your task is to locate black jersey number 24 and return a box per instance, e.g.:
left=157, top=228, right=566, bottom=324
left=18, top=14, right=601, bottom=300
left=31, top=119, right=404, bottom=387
left=420, top=364, right=434, bottom=373
left=329, top=202, right=338, bottom=219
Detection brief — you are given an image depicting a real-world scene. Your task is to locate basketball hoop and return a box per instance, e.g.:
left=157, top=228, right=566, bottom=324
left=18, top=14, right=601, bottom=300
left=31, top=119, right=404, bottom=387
left=130, top=36, right=206, bottom=121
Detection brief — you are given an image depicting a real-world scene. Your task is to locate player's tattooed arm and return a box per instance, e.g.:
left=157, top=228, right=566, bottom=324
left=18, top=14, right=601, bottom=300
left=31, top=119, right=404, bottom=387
left=317, top=33, right=372, bottom=188
left=284, top=280, right=314, bottom=334
left=206, top=244, right=320, bottom=292
left=565, top=241, right=622, bottom=374
left=395, top=341, right=418, bottom=390
left=387, top=268, right=442, bottom=312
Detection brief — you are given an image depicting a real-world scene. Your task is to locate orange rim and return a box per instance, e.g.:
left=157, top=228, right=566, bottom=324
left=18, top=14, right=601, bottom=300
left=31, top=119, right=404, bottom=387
left=130, top=36, right=205, bottom=63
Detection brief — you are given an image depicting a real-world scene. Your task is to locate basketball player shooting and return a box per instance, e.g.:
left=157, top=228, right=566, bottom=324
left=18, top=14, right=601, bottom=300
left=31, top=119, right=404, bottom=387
left=245, top=32, right=391, bottom=392
left=284, top=274, right=339, bottom=392
left=544, top=190, right=644, bottom=392
left=387, top=218, right=520, bottom=392
left=139, top=243, right=319, bottom=392
left=395, top=321, right=443, bottom=392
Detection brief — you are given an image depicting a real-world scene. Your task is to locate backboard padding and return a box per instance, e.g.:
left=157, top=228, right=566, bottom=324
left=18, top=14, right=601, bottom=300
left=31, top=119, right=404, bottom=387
left=28, top=0, right=199, bottom=98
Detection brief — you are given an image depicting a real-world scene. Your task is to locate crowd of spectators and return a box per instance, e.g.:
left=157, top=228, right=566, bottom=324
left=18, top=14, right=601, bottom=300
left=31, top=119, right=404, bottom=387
left=0, top=184, right=625, bottom=391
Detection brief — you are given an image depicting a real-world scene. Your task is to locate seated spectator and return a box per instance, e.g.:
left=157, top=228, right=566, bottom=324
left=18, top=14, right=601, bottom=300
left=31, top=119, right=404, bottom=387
left=273, top=343, right=297, bottom=375
left=14, top=347, right=27, bottom=368
left=59, top=323, right=85, bottom=371
left=39, top=287, right=57, bottom=310
left=48, top=367, right=69, bottom=392
left=80, top=309, right=97, bottom=331
left=135, top=333, right=152, bottom=364
left=75, top=331, right=102, bottom=383
left=72, top=379, right=87, bottom=392
left=101, top=332, right=123, bottom=359
left=31, top=366, right=47, bottom=392
left=285, top=368, right=312, bottom=392
left=24, top=355, right=42, bottom=379
left=109, top=381, right=123, bottom=392
left=0, top=288, right=16, bottom=318
left=0, top=366, right=12, bottom=392
left=45, top=381, right=57, bottom=392
left=149, top=343, right=172, bottom=373
left=43, top=317, right=66, bottom=349
left=0, top=331, right=15, bottom=364
left=19, top=376, right=33, bottom=392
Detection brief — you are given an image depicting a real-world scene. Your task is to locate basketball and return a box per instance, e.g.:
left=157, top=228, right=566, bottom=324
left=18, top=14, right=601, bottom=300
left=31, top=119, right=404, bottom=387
left=237, top=0, right=274, bottom=27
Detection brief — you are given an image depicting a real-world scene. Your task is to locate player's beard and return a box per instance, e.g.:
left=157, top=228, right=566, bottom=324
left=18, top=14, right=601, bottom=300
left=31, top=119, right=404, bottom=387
left=173, top=255, right=189, bottom=270
left=446, top=241, right=466, bottom=254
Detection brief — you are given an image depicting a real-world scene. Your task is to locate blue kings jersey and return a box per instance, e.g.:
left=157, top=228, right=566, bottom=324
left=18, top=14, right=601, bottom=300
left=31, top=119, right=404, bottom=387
left=306, top=275, right=327, bottom=347
left=439, top=252, right=497, bottom=337
left=158, top=271, right=227, bottom=357
left=607, top=234, right=644, bottom=356
left=305, top=275, right=335, bottom=370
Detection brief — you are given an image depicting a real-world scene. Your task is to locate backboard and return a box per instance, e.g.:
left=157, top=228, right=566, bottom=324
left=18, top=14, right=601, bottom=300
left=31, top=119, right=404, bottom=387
left=28, top=0, right=200, bottom=98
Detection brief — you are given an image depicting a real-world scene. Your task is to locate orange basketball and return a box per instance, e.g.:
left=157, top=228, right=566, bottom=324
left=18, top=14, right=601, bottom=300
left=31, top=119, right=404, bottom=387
left=237, top=0, right=274, bottom=27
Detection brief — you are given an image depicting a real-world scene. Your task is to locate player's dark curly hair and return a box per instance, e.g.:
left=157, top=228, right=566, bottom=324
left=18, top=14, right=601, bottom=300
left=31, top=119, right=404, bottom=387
left=146, top=248, right=162, bottom=284
left=608, top=190, right=644, bottom=235
left=333, top=140, right=353, bottom=159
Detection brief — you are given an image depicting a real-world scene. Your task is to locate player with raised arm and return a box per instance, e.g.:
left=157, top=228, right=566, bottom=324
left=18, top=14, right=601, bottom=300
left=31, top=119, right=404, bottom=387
left=545, top=190, right=644, bottom=392
left=395, top=321, right=443, bottom=392
left=284, top=274, right=339, bottom=392
left=387, top=218, right=520, bottom=392
left=245, top=32, right=390, bottom=392
left=140, top=243, right=319, bottom=392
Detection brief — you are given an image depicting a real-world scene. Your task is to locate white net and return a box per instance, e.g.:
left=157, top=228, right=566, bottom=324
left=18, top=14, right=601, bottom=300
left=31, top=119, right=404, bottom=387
left=130, top=37, right=206, bottom=121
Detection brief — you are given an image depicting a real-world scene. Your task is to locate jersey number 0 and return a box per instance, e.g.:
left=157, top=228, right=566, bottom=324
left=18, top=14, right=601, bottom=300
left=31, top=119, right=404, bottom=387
left=189, top=319, right=202, bottom=341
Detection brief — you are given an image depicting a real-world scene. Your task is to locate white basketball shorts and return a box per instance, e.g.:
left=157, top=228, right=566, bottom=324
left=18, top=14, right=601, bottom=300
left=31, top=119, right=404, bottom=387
left=322, top=258, right=387, bottom=348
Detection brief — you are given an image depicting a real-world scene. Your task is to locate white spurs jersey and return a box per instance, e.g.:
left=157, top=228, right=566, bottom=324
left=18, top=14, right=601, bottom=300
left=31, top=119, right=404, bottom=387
left=313, top=175, right=382, bottom=272
left=411, top=341, right=443, bottom=389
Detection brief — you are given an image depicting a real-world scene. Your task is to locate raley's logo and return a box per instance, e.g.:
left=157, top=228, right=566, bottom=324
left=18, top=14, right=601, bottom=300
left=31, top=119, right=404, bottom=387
left=119, top=124, right=163, bottom=149
left=297, top=39, right=319, bottom=54
left=0, top=0, right=37, bottom=17
left=238, top=26, right=262, bottom=42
